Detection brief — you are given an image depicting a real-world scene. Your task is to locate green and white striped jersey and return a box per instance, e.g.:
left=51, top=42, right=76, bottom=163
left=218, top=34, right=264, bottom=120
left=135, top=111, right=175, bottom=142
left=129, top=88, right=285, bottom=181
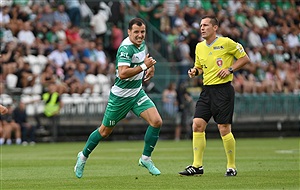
left=111, top=37, right=147, bottom=98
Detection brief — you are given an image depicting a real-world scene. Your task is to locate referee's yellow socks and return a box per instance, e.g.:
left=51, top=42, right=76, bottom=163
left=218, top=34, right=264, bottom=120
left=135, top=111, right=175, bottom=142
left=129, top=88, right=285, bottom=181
left=192, top=132, right=206, bottom=168
left=222, top=132, right=236, bottom=169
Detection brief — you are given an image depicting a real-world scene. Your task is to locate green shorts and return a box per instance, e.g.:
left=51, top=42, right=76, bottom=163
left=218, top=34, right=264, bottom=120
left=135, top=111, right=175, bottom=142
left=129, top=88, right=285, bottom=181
left=102, top=89, right=155, bottom=127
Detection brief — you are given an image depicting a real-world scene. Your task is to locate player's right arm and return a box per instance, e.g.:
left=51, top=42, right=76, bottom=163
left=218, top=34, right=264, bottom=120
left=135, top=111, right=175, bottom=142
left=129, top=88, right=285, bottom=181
left=118, top=53, right=156, bottom=79
left=188, top=67, right=203, bottom=78
left=188, top=44, right=203, bottom=78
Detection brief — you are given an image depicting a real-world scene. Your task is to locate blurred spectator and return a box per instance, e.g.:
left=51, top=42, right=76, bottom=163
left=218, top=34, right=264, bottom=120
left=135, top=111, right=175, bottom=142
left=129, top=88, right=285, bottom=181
left=0, top=26, right=15, bottom=51
left=251, top=9, right=268, bottom=29
left=64, top=65, right=88, bottom=94
left=41, top=84, right=63, bottom=142
left=148, top=3, right=167, bottom=32
left=39, top=4, right=55, bottom=28
left=162, top=82, right=178, bottom=117
left=17, top=21, right=45, bottom=55
left=32, top=21, right=48, bottom=48
left=286, top=27, right=300, bottom=48
left=108, top=24, right=123, bottom=63
left=65, top=43, right=81, bottom=63
left=247, top=25, right=263, bottom=48
left=137, top=0, right=156, bottom=20
left=90, top=2, right=111, bottom=43
left=74, top=62, right=93, bottom=94
left=75, top=39, right=98, bottom=74
left=0, top=5, right=10, bottom=27
left=14, top=61, right=37, bottom=88
left=108, top=1, right=125, bottom=27
left=1, top=41, right=18, bottom=77
left=45, top=22, right=60, bottom=45
left=88, top=41, right=108, bottom=75
left=164, top=0, right=180, bottom=29
left=0, top=105, right=22, bottom=145
left=53, top=4, right=71, bottom=30
left=175, top=81, right=193, bottom=141
left=258, top=0, right=272, bottom=12
left=7, top=4, right=26, bottom=36
left=228, top=0, right=242, bottom=15
left=17, top=21, right=35, bottom=47
left=176, top=35, right=193, bottom=83
left=47, top=41, right=70, bottom=79
left=40, top=63, right=67, bottom=94
left=64, top=0, right=81, bottom=27
left=65, top=24, right=82, bottom=45
left=55, top=22, right=67, bottom=43
left=13, top=101, right=36, bottom=145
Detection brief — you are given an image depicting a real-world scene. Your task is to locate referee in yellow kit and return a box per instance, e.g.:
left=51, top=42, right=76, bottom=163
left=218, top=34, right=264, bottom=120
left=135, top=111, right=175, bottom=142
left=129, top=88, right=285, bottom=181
left=179, top=15, right=250, bottom=177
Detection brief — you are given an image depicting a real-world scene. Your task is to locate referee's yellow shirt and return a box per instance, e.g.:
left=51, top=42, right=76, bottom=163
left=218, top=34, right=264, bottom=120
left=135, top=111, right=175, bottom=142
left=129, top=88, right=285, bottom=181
left=194, top=37, right=247, bottom=85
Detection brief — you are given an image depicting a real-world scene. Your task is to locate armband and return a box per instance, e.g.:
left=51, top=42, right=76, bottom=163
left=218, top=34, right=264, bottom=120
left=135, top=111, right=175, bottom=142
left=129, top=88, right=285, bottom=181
left=140, top=63, right=147, bottom=71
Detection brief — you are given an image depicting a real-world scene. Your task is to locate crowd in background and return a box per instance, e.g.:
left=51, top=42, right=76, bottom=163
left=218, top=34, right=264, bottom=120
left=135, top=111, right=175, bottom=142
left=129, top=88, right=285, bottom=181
left=0, top=0, right=299, bottom=143
left=132, top=0, right=300, bottom=94
left=1, top=0, right=299, bottom=96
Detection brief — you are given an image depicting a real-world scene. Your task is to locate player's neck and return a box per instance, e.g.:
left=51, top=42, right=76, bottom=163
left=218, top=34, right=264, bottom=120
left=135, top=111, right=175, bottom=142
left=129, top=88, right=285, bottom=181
left=205, top=35, right=218, bottom=46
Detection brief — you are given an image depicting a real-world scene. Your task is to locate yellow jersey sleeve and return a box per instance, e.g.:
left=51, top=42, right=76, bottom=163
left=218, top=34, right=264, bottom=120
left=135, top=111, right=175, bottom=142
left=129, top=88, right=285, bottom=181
left=226, top=37, right=247, bottom=59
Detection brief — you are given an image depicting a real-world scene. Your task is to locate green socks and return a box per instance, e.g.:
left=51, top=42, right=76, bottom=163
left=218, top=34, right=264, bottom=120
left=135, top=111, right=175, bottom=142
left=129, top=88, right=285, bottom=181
left=82, top=129, right=103, bottom=158
left=143, top=126, right=160, bottom=157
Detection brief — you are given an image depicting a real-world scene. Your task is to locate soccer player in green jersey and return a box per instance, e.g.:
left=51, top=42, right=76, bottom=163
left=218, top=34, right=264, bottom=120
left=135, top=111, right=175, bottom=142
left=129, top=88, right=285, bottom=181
left=74, top=18, right=162, bottom=178
left=179, top=15, right=250, bottom=177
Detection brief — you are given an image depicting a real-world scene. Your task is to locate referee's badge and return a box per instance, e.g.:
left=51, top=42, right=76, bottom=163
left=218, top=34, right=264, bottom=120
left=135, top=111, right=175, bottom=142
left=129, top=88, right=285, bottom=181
left=216, top=58, right=223, bottom=67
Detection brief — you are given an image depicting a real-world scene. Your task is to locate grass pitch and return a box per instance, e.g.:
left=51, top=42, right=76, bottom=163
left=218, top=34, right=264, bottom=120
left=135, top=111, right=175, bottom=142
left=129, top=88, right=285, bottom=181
left=0, top=137, right=299, bottom=190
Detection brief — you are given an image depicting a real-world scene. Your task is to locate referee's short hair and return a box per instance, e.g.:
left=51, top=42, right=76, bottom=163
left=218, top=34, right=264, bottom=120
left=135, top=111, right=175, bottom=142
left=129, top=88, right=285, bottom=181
left=201, top=15, right=219, bottom=27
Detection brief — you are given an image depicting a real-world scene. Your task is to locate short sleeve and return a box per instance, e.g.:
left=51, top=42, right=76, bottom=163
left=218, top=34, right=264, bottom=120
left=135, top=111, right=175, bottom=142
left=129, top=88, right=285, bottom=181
left=226, top=37, right=247, bottom=59
left=117, top=46, right=132, bottom=67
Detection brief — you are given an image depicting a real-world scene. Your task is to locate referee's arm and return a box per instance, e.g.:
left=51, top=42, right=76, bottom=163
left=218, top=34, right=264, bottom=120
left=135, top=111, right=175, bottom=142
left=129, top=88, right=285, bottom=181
left=188, top=67, right=203, bottom=78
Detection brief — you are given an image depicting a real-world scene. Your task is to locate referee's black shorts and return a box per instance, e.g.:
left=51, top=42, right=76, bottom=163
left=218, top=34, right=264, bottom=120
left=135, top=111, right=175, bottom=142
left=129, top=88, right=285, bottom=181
left=194, top=82, right=235, bottom=124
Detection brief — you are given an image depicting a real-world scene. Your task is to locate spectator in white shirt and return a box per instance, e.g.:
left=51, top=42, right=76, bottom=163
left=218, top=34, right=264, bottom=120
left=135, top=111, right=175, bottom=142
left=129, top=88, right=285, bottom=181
left=17, top=21, right=35, bottom=46
left=286, top=28, right=300, bottom=48
left=47, top=42, right=70, bottom=79
left=247, top=25, right=263, bottom=48
left=0, top=5, right=10, bottom=27
left=90, top=2, right=111, bottom=42
left=251, top=10, right=268, bottom=29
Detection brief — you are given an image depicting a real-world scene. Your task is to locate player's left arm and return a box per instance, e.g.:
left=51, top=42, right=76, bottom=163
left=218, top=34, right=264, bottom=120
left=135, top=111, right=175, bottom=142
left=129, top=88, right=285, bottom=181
left=217, top=39, right=250, bottom=78
left=230, top=54, right=251, bottom=72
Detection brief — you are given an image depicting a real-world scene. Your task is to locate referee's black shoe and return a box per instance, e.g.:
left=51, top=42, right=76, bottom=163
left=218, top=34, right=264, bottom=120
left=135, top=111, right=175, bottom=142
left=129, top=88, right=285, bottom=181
left=179, top=165, right=204, bottom=176
left=224, top=168, right=237, bottom=176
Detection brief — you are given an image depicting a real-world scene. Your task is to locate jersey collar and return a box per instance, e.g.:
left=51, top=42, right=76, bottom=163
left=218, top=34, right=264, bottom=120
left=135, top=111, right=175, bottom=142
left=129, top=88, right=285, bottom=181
left=206, top=36, right=219, bottom=47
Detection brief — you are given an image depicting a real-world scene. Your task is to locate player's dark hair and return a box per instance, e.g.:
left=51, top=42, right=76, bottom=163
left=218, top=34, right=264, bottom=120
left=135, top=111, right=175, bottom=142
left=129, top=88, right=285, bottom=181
left=128, top=18, right=146, bottom=30
left=201, top=15, right=219, bottom=27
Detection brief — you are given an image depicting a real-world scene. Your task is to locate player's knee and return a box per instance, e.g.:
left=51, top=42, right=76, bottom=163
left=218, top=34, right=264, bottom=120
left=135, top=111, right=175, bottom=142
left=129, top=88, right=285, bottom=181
left=151, top=117, right=163, bottom=128
left=218, top=124, right=231, bottom=136
left=99, top=126, right=113, bottom=138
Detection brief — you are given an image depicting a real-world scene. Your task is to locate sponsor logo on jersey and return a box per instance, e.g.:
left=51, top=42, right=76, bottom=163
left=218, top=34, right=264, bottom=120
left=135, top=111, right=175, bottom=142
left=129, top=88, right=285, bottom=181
left=213, top=46, right=224, bottom=50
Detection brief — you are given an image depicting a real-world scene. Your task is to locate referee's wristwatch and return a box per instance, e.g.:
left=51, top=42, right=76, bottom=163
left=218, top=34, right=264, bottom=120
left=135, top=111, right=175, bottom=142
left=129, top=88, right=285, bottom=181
left=228, top=67, right=234, bottom=74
